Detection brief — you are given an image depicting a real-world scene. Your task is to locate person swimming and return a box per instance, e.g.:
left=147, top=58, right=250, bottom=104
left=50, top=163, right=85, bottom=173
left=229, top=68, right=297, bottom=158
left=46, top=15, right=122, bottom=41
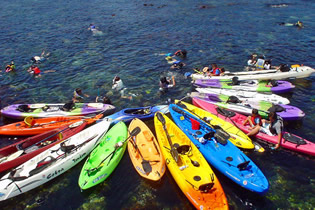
left=73, top=88, right=89, bottom=103
left=5, top=61, right=15, bottom=72
left=159, top=76, right=175, bottom=92
left=112, top=76, right=133, bottom=100
left=279, top=20, right=304, bottom=28
left=30, top=50, right=50, bottom=64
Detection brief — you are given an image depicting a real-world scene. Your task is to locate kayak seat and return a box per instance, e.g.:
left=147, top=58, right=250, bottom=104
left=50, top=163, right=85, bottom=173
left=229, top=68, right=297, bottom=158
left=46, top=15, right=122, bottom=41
left=143, top=131, right=153, bottom=142
left=17, top=105, right=31, bottom=112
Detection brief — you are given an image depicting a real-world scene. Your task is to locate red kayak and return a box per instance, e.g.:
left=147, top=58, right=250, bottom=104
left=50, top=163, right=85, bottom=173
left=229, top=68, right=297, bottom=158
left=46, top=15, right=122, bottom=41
left=0, top=121, right=87, bottom=173
left=0, top=114, right=103, bottom=136
left=193, top=97, right=315, bottom=156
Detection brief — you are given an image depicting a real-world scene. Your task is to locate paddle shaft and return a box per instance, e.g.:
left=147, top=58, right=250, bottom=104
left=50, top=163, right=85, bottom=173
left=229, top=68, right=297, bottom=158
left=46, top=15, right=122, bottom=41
left=18, top=125, right=74, bottom=150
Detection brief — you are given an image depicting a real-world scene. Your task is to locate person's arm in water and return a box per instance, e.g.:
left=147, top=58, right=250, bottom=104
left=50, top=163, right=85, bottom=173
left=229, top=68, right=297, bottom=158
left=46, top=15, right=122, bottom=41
left=274, top=132, right=282, bottom=149
left=171, top=76, right=175, bottom=86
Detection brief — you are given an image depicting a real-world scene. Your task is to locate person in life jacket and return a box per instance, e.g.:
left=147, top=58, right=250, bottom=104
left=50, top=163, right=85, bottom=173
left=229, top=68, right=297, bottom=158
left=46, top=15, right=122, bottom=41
left=243, top=108, right=263, bottom=137
left=170, top=60, right=186, bottom=69
left=73, top=88, right=89, bottom=103
left=202, top=63, right=222, bottom=76
left=264, top=111, right=284, bottom=149
left=174, top=49, right=187, bottom=59
left=255, top=56, right=265, bottom=70
left=5, top=61, right=15, bottom=72
left=88, top=23, right=97, bottom=31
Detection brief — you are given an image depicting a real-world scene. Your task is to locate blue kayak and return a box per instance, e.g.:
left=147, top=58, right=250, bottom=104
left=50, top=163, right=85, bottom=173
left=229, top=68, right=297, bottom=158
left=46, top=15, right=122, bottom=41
left=169, top=104, right=269, bottom=195
left=105, top=105, right=169, bottom=124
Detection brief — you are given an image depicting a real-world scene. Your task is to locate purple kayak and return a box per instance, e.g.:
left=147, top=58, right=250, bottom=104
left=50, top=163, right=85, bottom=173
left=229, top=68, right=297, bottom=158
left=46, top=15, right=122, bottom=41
left=191, top=94, right=305, bottom=121
left=193, top=79, right=295, bottom=94
left=0, top=103, right=116, bottom=119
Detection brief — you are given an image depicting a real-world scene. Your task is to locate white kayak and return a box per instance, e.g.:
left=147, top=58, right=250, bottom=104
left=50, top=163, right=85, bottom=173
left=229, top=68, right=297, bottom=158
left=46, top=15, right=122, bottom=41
left=196, top=88, right=290, bottom=104
left=190, top=66, right=315, bottom=81
left=0, top=119, right=111, bottom=201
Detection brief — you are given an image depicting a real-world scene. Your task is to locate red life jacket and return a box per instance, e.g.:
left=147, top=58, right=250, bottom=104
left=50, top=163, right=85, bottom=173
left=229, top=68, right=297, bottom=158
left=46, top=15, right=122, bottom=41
left=251, top=115, right=262, bottom=126
left=211, top=67, right=221, bottom=75
left=33, top=67, right=41, bottom=75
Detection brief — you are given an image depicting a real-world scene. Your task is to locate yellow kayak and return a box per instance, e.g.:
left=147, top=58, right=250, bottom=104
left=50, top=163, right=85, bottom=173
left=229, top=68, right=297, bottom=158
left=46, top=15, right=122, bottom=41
left=175, top=100, right=254, bottom=150
left=128, top=118, right=166, bottom=181
left=154, top=112, right=228, bottom=210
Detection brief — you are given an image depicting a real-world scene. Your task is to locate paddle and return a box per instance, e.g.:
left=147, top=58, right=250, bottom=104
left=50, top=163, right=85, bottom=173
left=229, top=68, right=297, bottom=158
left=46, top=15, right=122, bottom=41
left=215, top=106, right=265, bottom=152
left=87, top=127, right=141, bottom=174
left=156, top=112, right=179, bottom=163
left=173, top=103, right=231, bottom=142
left=129, top=136, right=152, bottom=174
left=17, top=121, right=84, bottom=151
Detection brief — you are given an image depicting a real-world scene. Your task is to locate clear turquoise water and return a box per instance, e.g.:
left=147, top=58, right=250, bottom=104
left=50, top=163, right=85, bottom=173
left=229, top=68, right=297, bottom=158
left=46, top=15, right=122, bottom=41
left=0, top=0, right=314, bottom=209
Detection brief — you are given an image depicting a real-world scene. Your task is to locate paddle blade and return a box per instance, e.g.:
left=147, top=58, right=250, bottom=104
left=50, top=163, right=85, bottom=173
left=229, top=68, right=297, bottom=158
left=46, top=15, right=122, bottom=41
left=130, top=126, right=141, bottom=137
left=171, top=106, right=185, bottom=115
left=142, top=160, right=152, bottom=174
left=156, top=112, right=165, bottom=125
left=175, top=101, right=187, bottom=109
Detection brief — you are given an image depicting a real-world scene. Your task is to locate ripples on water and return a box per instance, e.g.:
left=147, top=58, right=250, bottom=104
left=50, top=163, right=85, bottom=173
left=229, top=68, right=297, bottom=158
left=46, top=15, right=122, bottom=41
left=0, top=0, right=314, bottom=209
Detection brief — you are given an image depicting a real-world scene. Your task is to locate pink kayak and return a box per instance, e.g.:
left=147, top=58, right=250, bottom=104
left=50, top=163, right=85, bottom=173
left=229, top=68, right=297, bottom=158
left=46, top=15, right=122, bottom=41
left=193, top=97, right=315, bottom=156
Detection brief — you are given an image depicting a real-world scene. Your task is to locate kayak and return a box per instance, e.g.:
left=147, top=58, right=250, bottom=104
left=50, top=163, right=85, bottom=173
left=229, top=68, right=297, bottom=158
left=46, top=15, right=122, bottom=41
left=0, top=103, right=116, bottom=119
left=189, top=65, right=315, bottom=81
left=0, top=121, right=86, bottom=174
left=78, top=121, right=128, bottom=190
left=196, top=88, right=290, bottom=105
left=0, top=114, right=103, bottom=136
left=174, top=100, right=254, bottom=150
left=154, top=112, right=228, bottom=209
left=169, top=104, right=269, bottom=194
left=128, top=118, right=165, bottom=181
left=191, top=95, right=304, bottom=121
left=193, top=99, right=315, bottom=156
left=105, top=105, right=169, bottom=124
left=0, top=119, right=111, bottom=201
left=193, top=79, right=295, bottom=94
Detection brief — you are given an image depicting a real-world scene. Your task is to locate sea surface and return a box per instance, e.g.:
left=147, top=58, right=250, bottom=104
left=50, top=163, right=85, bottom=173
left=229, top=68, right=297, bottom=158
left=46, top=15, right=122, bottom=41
left=0, top=0, right=314, bottom=209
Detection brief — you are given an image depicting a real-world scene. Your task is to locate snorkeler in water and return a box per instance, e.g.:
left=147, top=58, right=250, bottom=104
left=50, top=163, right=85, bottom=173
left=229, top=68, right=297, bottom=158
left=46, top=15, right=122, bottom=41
left=31, top=50, right=50, bottom=64
left=279, top=20, right=304, bottom=28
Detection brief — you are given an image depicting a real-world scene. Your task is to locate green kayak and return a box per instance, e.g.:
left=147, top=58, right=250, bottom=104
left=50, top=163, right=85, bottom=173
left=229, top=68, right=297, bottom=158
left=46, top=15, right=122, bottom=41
left=78, top=121, right=128, bottom=190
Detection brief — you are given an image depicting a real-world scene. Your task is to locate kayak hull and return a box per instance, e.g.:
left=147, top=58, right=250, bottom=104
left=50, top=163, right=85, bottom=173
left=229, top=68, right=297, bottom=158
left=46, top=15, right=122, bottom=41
left=169, top=104, right=269, bottom=194
left=0, top=114, right=102, bottom=136
left=190, top=66, right=315, bottom=81
left=0, top=121, right=87, bottom=174
left=192, top=95, right=304, bottom=120
left=0, top=103, right=115, bottom=119
left=154, top=112, right=228, bottom=209
left=193, top=80, right=295, bottom=94
left=106, top=105, right=169, bottom=124
left=196, top=88, right=290, bottom=105
left=78, top=121, right=128, bottom=190
left=0, top=119, right=111, bottom=201
left=128, top=118, right=165, bottom=181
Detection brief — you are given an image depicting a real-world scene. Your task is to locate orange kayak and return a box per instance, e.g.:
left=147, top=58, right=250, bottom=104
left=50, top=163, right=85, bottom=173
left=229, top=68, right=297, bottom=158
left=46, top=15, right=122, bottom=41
left=128, top=118, right=165, bottom=181
left=0, top=114, right=103, bottom=136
